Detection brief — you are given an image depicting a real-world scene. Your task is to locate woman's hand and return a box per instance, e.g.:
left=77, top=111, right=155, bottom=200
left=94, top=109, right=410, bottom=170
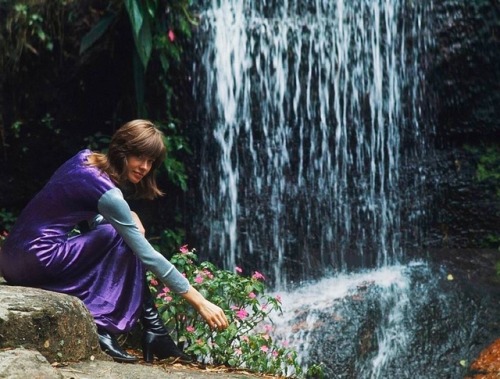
left=181, top=285, right=229, bottom=331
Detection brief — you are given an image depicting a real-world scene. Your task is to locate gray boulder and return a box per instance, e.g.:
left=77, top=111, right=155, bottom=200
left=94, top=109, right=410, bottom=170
left=0, top=348, right=63, bottom=379
left=0, top=282, right=104, bottom=363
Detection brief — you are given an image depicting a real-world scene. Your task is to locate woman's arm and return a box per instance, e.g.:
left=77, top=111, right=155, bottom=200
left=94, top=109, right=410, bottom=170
left=98, top=188, right=229, bottom=330
left=98, top=188, right=190, bottom=293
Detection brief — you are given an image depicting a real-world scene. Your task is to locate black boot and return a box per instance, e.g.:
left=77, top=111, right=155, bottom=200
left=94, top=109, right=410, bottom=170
left=97, top=327, right=138, bottom=363
left=141, top=289, right=192, bottom=363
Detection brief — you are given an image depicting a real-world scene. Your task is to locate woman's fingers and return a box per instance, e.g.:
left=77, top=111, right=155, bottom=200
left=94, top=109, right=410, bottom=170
left=211, top=313, right=229, bottom=330
left=201, top=302, right=229, bottom=330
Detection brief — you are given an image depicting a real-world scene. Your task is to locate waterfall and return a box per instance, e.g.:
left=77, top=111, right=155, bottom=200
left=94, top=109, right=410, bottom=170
left=190, top=1, right=498, bottom=377
left=192, top=0, right=432, bottom=286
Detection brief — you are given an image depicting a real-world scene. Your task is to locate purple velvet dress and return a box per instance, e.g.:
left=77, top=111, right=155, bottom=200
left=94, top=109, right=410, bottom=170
left=0, top=150, right=188, bottom=334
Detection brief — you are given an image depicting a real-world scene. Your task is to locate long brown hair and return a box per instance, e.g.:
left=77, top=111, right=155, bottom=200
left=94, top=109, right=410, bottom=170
left=88, top=119, right=166, bottom=199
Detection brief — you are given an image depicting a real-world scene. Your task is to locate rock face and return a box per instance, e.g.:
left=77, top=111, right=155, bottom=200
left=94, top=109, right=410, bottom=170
left=423, top=0, right=500, bottom=250
left=0, top=282, right=103, bottom=362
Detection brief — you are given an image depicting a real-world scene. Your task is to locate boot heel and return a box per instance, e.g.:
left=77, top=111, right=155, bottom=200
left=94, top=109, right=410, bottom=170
left=142, top=345, right=154, bottom=363
left=142, top=330, right=192, bottom=363
left=142, top=331, right=156, bottom=362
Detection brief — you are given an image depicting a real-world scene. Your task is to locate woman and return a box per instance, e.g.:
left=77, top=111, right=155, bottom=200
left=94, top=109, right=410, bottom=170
left=0, top=119, right=228, bottom=363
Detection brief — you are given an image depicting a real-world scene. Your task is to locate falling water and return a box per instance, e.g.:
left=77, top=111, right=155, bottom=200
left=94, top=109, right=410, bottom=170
left=192, top=0, right=432, bottom=286
left=190, top=1, right=499, bottom=377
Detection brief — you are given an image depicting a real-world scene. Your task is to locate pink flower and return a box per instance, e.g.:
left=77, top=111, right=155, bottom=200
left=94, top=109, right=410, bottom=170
left=186, top=325, right=195, bottom=333
left=179, top=244, right=189, bottom=254
left=162, top=287, right=171, bottom=293
left=158, top=290, right=172, bottom=301
left=264, top=324, right=273, bottom=333
left=194, top=275, right=204, bottom=284
left=235, top=308, right=249, bottom=320
left=272, top=350, right=279, bottom=358
left=241, top=335, right=249, bottom=342
left=248, top=292, right=256, bottom=299
left=260, top=345, right=269, bottom=353
left=262, top=334, right=270, bottom=340
left=150, top=278, right=158, bottom=286
left=235, top=266, right=242, bottom=273
left=261, top=304, right=268, bottom=311
left=168, top=29, right=175, bottom=42
left=275, top=295, right=282, bottom=303
left=252, top=271, right=265, bottom=280
left=235, top=348, right=242, bottom=355
left=203, top=269, right=214, bottom=279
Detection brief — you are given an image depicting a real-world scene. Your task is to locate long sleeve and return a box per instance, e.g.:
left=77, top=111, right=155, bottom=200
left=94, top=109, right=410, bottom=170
left=97, top=188, right=190, bottom=293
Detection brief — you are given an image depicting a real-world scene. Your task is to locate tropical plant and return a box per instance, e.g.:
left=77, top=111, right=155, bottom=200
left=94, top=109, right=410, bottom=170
left=80, top=0, right=197, bottom=117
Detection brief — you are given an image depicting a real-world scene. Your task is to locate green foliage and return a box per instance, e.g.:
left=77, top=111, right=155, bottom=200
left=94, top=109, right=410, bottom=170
left=84, top=132, right=112, bottom=152
left=475, top=145, right=500, bottom=197
left=79, top=14, right=115, bottom=55
left=150, top=227, right=186, bottom=258
left=78, top=0, right=197, bottom=116
left=6, top=2, right=54, bottom=58
left=0, top=208, right=16, bottom=248
left=147, top=246, right=320, bottom=378
left=0, top=208, right=16, bottom=231
left=160, top=122, right=191, bottom=191
left=465, top=144, right=500, bottom=250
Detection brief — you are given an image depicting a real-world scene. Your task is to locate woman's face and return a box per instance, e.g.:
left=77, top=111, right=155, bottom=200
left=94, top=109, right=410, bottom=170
left=126, top=155, right=154, bottom=184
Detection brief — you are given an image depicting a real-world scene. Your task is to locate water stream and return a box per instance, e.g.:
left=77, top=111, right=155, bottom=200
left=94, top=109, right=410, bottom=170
left=190, top=0, right=496, bottom=377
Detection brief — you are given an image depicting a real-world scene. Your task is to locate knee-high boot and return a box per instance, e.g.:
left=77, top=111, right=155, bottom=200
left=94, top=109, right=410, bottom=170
left=141, top=287, right=192, bottom=363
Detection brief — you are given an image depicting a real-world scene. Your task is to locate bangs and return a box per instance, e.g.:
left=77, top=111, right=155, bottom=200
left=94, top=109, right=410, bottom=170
left=128, top=129, right=166, bottom=165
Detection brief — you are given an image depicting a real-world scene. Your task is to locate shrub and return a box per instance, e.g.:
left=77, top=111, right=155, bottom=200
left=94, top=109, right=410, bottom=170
left=147, top=245, right=305, bottom=377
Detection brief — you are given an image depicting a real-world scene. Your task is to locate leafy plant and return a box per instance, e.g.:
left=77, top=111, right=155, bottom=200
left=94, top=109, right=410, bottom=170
left=160, top=122, right=191, bottom=191
left=0, top=208, right=16, bottom=248
left=0, top=208, right=16, bottom=231
left=79, top=0, right=197, bottom=117
left=465, top=144, right=500, bottom=251
left=147, top=246, right=319, bottom=378
left=476, top=145, right=500, bottom=197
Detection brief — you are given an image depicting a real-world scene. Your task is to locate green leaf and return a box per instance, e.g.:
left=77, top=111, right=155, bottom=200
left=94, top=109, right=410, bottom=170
left=124, top=0, right=143, bottom=38
left=136, top=13, right=153, bottom=69
left=125, top=0, right=153, bottom=70
left=79, top=14, right=116, bottom=55
left=145, top=0, right=158, bottom=19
